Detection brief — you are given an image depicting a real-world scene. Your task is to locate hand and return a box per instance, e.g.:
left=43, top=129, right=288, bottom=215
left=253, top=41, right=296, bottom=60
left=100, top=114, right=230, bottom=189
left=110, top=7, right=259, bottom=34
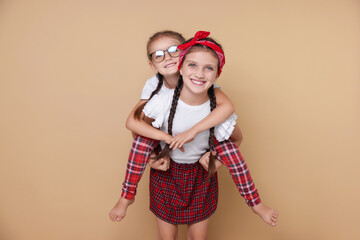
left=163, top=134, right=174, bottom=145
left=148, top=155, right=170, bottom=171
left=199, top=151, right=223, bottom=172
left=162, top=133, right=185, bottom=152
left=169, top=129, right=197, bottom=150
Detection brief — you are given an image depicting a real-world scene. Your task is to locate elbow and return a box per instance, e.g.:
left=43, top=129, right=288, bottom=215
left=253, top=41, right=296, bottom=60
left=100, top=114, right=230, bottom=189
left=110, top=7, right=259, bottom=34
left=231, top=131, right=243, bottom=147
left=233, top=139, right=242, bottom=148
left=125, top=121, right=131, bottom=131
left=229, top=103, right=235, bottom=114
left=236, top=132, right=243, bottom=147
left=238, top=135, right=243, bottom=146
left=222, top=101, right=235, bottom=115
left=125, top=117, right=134, bottom=131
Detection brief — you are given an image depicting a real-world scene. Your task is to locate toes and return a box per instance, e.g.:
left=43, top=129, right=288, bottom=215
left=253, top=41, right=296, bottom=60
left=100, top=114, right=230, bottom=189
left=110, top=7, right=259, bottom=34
left=109, top=211, right=114, bottom=219
left=270, top=217, right=278, bottom=226
left=272, top=212, right=279, bottom=220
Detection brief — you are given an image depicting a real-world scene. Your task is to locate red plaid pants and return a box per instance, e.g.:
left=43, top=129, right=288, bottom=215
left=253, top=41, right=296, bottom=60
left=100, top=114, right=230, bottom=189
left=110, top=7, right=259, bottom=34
left=121, top=135, right=261, bottom=207
left=121, top=135, right=158, bottom=199
left=213, top=139, right=261, bottom=207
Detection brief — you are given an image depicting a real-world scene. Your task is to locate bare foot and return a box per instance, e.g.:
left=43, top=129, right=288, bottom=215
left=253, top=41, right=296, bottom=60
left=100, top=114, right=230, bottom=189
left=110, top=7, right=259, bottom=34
left=251, top=203, right=279, bottom=227
left=109, top=197, right=135, bottom=222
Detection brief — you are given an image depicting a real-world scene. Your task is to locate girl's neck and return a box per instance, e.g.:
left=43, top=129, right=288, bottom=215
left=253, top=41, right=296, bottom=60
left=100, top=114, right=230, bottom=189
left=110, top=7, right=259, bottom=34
left=179, top=89, right=209, bottom=106
left=163, top=73, right=180, bottom=89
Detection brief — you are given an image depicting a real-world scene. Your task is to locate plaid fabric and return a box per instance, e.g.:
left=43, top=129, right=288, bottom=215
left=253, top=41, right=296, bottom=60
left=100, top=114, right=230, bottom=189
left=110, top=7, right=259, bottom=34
left=121, top=135, right=261, bottom=208
left=214, top=139, right=261, bottom=207
left=150, top=160, right=218, bottom=224
left=121, top=135, right=159, bottom=200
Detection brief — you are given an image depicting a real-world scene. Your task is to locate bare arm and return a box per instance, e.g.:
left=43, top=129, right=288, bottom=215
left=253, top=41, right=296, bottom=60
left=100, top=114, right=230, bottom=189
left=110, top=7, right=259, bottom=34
left=125, top=100, right=173, bottom=143
left=229, top=124, right=243, bottom=147
left=170, top=88, right=235, bottom=149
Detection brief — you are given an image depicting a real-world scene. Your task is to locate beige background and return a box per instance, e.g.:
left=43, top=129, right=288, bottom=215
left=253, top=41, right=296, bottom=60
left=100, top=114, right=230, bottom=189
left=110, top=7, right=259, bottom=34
left=0, top=0, right=359, bottom=239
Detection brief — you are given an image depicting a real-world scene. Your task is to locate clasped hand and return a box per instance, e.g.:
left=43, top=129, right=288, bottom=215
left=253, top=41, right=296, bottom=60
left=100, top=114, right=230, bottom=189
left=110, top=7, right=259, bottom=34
left=169, top=129, right=197, bottom=150
left=148, top=153, right=170, bottom=171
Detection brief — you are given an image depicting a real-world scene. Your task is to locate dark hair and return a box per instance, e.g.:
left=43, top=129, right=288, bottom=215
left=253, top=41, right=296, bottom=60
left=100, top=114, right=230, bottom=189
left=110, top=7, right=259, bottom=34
left=207, top=85, right=217, bottom=178
left=133, top=30, right=185, bottom=120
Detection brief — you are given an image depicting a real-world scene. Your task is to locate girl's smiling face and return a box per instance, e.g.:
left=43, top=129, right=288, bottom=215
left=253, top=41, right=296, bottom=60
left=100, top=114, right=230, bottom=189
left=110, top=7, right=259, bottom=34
left=180, top=48, right=219, bottom=97
left=148, top=36, right=182, bottom=77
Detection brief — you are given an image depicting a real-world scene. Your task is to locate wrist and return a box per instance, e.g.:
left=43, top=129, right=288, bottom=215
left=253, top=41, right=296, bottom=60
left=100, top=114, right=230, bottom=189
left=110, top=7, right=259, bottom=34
left=160, top=132, right=172, bottom=143
left=189, top=125, right=201, bottom=136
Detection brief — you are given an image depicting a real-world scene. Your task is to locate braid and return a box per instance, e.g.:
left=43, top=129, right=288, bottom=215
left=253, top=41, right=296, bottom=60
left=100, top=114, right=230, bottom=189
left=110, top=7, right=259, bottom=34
left=149, top=73, right=164, bottom=100
left=157, top=76, right=183, bottom=159
left=207, top=85, right=217, bottom=178
left=134, top=73, right=164, bottom=120
left=167, top=76, right=183, bottom=136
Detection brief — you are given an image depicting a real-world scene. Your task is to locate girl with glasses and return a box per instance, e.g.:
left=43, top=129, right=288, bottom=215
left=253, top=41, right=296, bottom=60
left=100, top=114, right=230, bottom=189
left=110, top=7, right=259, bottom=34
left=109, top=31, right=279, bottom=235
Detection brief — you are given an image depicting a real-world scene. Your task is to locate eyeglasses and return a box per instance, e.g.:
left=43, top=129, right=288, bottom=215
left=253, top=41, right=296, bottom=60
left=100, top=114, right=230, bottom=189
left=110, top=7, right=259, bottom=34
left=149, top=45, right=180, bottom=63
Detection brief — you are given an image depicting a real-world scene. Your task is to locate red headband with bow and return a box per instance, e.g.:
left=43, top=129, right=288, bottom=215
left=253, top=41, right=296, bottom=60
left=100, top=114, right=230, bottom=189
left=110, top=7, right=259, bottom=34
left=177, top=31, right=225, bottom=76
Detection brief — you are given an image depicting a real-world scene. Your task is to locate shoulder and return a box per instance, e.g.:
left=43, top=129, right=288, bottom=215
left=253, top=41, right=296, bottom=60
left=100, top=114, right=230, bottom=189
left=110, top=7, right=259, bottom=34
left=143, top=91, right=173, bottom=128
left=143, top=74, right=160, bottom=90
left=143, top=91, right=173, bottom=116
left=141, top=75, right=160, bottom=100
left=145, top=74, right=160, bottom=86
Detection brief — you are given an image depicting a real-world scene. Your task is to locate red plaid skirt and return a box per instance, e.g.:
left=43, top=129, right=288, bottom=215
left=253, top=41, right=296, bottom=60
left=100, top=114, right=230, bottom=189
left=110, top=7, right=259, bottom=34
left=150, top=160, right=218, bottom=224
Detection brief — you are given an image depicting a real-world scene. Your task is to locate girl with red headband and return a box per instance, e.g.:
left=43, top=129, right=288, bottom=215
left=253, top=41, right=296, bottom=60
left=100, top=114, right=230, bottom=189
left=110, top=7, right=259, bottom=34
left=109, top=31, right=279, bottom=236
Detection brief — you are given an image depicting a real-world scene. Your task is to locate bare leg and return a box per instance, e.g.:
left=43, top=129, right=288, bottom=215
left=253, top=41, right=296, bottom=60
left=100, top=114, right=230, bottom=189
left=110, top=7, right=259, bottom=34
left=187, top=218, right=210, bottom=240
left=156, top=217, right=178, bottom=240
left=251, top=203, right=279, bottom=227
left=108, top=197, right=135, bottom=222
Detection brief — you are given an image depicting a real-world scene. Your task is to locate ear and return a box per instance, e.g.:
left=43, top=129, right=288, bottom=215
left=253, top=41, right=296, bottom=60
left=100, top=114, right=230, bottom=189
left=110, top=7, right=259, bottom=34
left=179, top=68, right=183, bottom=76
left=148, top=60, right=158, bottom=73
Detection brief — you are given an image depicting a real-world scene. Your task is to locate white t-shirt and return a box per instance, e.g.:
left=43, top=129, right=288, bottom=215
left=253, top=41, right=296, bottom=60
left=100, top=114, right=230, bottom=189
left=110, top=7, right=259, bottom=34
left=143, top=90, right=237, bottom=164
left=140, top=75, right=173, bottom=100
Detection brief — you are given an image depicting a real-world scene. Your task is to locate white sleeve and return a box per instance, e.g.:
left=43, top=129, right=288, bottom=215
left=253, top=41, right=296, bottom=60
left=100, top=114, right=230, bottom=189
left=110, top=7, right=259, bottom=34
left=143, top=92, right=172, bottom=128
left=140, top=75, right=160, bottom=100
left=214, top=113, right=237, bottom=141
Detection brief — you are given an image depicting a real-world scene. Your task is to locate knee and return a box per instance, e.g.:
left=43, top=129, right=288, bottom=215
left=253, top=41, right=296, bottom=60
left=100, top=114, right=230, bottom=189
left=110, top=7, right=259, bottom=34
left=158, top=232, right=177, bottom=240
left=187, top=233, right=207, bottom=240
